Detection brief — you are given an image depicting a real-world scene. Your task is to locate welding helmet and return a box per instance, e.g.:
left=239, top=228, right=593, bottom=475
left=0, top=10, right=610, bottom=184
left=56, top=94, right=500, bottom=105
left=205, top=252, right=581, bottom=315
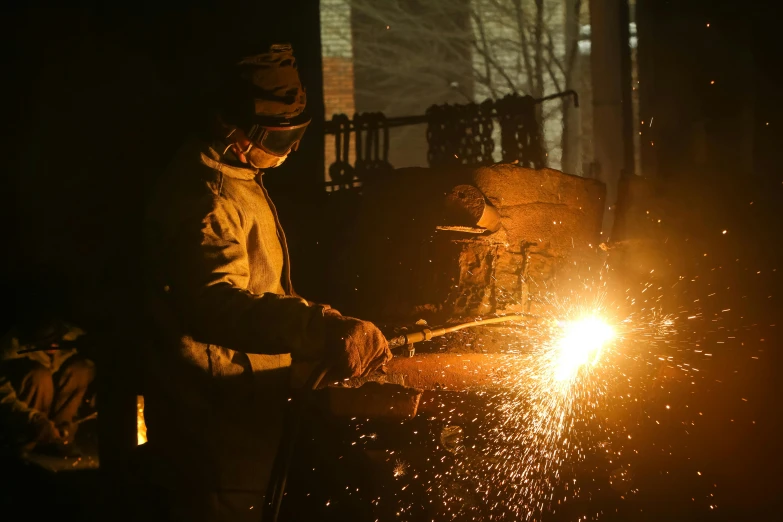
left=245, top=112, right=311, bottom=157
left=225, top=44, right=310, bottom=157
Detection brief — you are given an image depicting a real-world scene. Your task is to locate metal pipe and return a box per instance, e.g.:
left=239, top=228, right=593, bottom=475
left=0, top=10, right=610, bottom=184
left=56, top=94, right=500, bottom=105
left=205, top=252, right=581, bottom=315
left=388, top=313, right=536, bottom=350
left=324, top=91, right=579, bottom=135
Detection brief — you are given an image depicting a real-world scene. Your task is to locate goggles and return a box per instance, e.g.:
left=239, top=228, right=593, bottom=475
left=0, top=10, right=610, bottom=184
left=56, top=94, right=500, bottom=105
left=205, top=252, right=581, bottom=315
left=246, top=113, right=311, bottom=157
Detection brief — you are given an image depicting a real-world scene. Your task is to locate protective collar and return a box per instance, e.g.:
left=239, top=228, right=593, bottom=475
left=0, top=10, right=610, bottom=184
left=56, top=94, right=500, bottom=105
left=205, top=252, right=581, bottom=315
left=200, top=145, right=259, bottom=181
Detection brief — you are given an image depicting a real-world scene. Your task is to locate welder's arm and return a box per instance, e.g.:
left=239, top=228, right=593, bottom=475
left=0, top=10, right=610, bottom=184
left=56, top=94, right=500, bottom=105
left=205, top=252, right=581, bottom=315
left=0, top=378, right=47, bottom=445
left=169, top=197, right=325, bottom=359
left=289, top=284, right=341, bottom=317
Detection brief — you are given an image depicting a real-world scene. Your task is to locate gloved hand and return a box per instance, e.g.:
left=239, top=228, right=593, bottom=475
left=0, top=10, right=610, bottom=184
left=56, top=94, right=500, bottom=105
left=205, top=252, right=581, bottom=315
left=323, top=306, right=342, bottom=317
left=57, top=420, right=77, bottom=444
left=323, top=315, right=392, bottom=379
left=25, top=414, right=62, bottom=450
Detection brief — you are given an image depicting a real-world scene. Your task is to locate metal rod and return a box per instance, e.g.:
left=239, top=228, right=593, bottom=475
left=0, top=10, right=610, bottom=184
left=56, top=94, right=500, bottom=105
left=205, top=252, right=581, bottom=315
left=324, top=91, right=579, bottom=135
left=326, top=113, right=428, bottom=134
left=73, top=412, right=98, bottom=425
left=441, top=313, right=536, bottom=334
left=388, top=312, right=536, bottom=350
left=17, top=340, right=82, bottom=354
left=537, top=89, right=579, bottom=107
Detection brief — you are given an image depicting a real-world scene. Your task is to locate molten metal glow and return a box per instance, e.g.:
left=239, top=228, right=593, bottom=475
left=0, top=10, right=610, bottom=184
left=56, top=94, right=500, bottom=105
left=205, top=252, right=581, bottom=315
left=553, top=317, right=615, bottom=382
left=137, top=395, right=148, bottom=445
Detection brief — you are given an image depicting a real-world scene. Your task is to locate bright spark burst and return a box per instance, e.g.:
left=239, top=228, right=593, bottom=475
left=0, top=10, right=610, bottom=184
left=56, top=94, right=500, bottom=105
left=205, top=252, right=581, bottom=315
left=341, top=252, right=737, bottom=521
left=552, top=316, right=615, bottom=383
left=393, top=459, right=409, bottom=477
left=453, top=285, right=678, bottom=521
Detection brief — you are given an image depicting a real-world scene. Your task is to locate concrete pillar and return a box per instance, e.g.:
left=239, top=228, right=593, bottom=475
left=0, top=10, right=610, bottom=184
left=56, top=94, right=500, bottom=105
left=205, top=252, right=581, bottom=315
left=589, top=0, right=635, bottom=238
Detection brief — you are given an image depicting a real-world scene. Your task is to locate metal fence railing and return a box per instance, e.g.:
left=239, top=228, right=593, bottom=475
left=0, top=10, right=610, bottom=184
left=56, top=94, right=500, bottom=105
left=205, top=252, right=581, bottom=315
left=324, top=90, right=578, bottom=190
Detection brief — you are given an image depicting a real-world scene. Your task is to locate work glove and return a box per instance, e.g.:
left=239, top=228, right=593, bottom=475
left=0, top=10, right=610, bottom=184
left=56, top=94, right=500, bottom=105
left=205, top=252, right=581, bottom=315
left=57, top=420, right=77, bottom=444
left=322, top=306, right=342, bottom=317
left=323, top=315, right=392, bottom=379
left=24, top=414, right=62, bottom=450
left=26, top=415, right=82, bottom=457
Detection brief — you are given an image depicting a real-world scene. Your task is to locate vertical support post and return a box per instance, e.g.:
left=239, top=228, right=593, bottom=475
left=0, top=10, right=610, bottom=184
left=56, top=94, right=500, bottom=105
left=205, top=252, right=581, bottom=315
left=561, top=0, right=582, bottom=176
left=589, top=0, right=635, bottom=239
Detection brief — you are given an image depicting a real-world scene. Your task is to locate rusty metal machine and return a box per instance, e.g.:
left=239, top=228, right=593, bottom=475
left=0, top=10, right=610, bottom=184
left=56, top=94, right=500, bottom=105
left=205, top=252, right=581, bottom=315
left=265, top=313, right=535, bottom=521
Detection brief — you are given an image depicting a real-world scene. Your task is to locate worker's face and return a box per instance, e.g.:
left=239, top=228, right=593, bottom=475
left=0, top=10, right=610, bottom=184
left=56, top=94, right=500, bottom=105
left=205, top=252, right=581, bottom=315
left=237, top=143, right=289, bottom=169
left=224, top=126, right=289, bottom=169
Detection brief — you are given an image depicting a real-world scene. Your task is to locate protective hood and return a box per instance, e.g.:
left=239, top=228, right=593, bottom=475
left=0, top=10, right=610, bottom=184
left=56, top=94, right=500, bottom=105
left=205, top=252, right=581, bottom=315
left=237, top=44, right=306, bottom=120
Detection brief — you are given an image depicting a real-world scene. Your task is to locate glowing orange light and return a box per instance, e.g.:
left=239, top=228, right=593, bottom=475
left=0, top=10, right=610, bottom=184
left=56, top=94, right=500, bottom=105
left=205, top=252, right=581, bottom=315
left=137, top=395, right=148, bottom=445
left=553, top=317, right=615, bottom=382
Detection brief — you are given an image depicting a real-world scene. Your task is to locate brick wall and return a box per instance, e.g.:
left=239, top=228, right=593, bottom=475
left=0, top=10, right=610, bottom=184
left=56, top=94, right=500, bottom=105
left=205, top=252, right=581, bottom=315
left=323, top=56, right=355, bottom=118
left=320, top=0, right=356, bottom=185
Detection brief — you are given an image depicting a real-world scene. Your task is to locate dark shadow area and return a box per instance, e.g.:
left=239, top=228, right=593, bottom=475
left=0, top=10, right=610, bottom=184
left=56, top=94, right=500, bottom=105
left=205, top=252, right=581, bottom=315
left=1, top=3, right=328, bottom=520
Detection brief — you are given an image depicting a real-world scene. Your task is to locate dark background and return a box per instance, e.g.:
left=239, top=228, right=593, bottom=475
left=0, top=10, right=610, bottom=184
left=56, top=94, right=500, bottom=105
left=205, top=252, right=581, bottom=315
left=1, top=2, right=329, bottom=323
left=1, top=0, right=782, bottom=520
left=0, top=0, right=332, bottom=477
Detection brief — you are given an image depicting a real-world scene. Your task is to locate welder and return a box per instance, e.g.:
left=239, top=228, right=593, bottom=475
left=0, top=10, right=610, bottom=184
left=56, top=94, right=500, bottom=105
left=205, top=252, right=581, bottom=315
left=144, top=43, right=392, bottom=521
left=0, top=317, right=94, bottom=456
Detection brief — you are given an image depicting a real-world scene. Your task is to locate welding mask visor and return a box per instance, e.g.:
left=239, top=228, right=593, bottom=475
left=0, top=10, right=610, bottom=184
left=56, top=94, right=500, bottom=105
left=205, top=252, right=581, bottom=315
left=247, top=113, right=311, bottom=157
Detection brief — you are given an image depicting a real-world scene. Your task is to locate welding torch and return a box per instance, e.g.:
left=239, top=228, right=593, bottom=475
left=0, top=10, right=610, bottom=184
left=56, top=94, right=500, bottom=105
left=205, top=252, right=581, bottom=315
left=386, top=312, right=537, bottom=356
left=16, top=339, right=82, bottom=354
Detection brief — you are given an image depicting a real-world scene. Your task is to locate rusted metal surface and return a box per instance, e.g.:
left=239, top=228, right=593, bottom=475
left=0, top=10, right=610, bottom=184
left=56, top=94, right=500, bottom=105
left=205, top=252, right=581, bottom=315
left=325, top=357, right=498, bottom=420
left=322, top=352, right=508, bottom=420
left=384, top=353, right=509, bottom=391
left=444, top=184, right=501, bottom=232
left=328, top=381, right=422, bottom=420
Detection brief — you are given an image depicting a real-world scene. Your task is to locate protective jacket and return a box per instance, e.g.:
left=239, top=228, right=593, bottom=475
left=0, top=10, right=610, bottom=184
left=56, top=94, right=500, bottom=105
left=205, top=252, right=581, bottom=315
left=0, top=325, right=82, bottom=447
left=144, top=140, right=326, bottom=498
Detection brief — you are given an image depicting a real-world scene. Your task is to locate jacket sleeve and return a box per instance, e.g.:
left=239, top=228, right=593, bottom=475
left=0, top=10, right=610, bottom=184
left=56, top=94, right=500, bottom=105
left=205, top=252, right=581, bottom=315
left=166, top=195, right=326, bottom=359
left=0, top=377, right=39, bottom=444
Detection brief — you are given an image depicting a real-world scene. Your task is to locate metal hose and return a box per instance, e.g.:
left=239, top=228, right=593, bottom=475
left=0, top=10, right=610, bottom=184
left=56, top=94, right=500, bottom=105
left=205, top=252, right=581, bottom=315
left=387, top=312, right=536, bottom=349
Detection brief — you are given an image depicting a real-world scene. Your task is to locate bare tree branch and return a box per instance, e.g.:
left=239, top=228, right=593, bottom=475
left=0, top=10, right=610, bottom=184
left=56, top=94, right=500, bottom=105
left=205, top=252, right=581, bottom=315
left=323, top=0, right=583, bottom=170
left=510, top=0, right=535, bottom=95
left=545, top=30, right=567, bottom=78
left=472, top=14, right=520, bottom=95
left=472, top=9, right=499, bottom=98
left=534, top=0, right=545, bottom=98
left=543, top=53, right=563, bottom=93
left=563, top=0, right=582, bottom=84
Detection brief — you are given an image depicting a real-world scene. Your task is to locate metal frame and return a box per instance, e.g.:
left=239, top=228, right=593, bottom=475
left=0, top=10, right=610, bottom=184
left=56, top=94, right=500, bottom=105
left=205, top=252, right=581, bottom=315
left=323, top=90, right=579, bottom=135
